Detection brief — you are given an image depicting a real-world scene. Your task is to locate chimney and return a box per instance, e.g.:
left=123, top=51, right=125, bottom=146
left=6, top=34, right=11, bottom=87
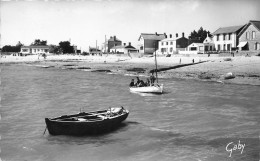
left=176, top=33, right=178, bottom=38
left=155, top=32, right=158, bottom=36
left=182, top=32, right=184, bottom=37
left=129, top=42, right=131, bottom=46
left=164, top=33, right=167, bottom=38
left=123, top=43, right=126, bottom=46
left=170, top=34, right=172, bottom=38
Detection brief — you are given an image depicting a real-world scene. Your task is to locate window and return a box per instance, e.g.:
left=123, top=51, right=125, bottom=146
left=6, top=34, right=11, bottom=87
left=229, top=34, right=231, bottom=40
left=252, top=31, right=256, bottom=39
left=161, top=42, right=164, bottom=46
left=166, top=42, right=168, bottom=45
left=217, top=35, right=219, bottom=41
left=254, top=43, right=257, bottom=50
left=170, top=42, right=173, bottom=45
left=170, top=47, right=173, bottom=52
left=223, top=34, right=226, bottom=40
left=218, top=45, right=220, bottom=51
left=140, top=46, right=143, bottom=50
left=22, top=49, right=28, bottom=52
left=190, top=47, right=197, bottom=51
left=246, top=32, right=250, bottom=39
left=258, top=43, right=260, bottom=50
left=223, top=44, right=226, bottom=51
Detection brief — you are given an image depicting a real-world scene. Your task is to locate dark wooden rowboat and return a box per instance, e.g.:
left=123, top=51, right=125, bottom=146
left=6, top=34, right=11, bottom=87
left=45, top=106, right=129, bottom=136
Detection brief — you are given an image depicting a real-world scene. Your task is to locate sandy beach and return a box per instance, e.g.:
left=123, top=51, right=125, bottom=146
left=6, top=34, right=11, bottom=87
left=1, top=54, right=260, bottom=86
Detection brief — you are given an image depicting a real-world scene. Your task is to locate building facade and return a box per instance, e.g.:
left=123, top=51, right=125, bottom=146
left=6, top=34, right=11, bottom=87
left=157, top=33, right=188, bottom=55
left=107, top=36, right=122, bottom=52
left=20, top=45, right=50, bottom=55
left=89, top=47, right=102, bottom=55
left=237, top=20, right=260, bottom=51
left=212, top=25, right=244, bottom=51
left=110, top=42, right=138, bottom=54
left=138, top=33, right=166, bottom=55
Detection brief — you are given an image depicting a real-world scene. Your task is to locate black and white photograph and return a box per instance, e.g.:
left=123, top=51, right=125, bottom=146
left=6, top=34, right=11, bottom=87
left=0, top=0, right=260, bottom=160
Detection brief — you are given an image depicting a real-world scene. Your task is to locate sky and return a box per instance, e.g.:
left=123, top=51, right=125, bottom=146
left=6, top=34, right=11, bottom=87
left=1, top=0, right=260, bottom=51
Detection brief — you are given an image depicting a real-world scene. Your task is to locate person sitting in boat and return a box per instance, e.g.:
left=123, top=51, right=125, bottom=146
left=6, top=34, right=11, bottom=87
left=150, top=72, right=156, bottom=85
left=145, top=78, right=150, bottom=86
left=136, top=77, right=145, bottom=87
left=129, top=79, right=135, bottom=87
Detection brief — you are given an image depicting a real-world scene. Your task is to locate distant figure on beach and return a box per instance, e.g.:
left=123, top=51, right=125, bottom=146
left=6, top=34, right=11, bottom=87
left=192, top=59, right=194, bottom=63
left=42, top=53, right=47, bottom=60
left=129, top=79, right=135, bottom=87
left=150, top=72, right=156, bottom=85
left=179, top=58, right=181, bottom=64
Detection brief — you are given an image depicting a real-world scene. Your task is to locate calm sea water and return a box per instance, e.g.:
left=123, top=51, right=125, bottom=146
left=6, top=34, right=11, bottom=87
left=1, top=64, right=259, bottom=161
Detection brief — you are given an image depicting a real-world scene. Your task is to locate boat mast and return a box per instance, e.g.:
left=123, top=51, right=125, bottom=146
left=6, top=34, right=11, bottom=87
left=154, top=42, right=158, bottom=84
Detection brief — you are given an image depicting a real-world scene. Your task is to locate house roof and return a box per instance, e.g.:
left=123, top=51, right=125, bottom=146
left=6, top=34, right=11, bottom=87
left=238, top=20, right=260, bottom=37
left=125, top=45, right=136, bottom=49
left=188, top=43, right=204, bottom=47
left=139, top=33, right=166, bottom=41
left=212, top=25, right=244, bottom=35
left=111, top=45, right=124, bottom=49
left=160, top=37, right=177, bottom=42
left=111, top=45, right=136, bottom=50
left=21, top=45, right=49, bottom=49
left=89, top=47, right=101, bottom=52
left=108, top=36, right=121, bottom=42
left=250, top=20, right=260, bottom=31
left=203, top=36, right=214, bottom=43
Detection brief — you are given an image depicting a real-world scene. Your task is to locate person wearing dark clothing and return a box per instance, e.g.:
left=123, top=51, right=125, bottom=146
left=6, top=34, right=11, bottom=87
left=136, top=77, right=141, bottom=86
left=150, top=72, right=156, bottom=85
left=145, top=78, right=150, bottom=86
left=129, top=79, right=135, bottom=87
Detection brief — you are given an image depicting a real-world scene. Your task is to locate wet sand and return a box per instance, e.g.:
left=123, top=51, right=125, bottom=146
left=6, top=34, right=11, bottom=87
left=1, top=54, right=260, bottom=86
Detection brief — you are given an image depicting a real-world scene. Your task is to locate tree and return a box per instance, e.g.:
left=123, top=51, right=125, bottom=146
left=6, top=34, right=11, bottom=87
left=188, top=27, right=212, bottom=44
left=49, top=45, right=60, bottom=54
left=31, top=39, right=47, bottom=45
left=2, top=42, right=22, bottom=52
left=59, top=41, right=74, bottom=54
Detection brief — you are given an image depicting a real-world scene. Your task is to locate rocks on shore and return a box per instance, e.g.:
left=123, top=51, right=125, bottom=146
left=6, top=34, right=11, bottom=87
left=126, top=68, right=146, bottom=73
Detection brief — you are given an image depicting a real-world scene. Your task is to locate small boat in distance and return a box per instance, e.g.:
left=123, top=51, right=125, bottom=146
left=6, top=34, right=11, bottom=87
left=129, top=43, right=164, bottom=94
left=45, top=106, right=129, bottom=136
left=130, top=84, right=163, bottom=94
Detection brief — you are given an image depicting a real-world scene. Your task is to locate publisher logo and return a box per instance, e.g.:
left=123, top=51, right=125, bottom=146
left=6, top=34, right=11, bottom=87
left=226, top=140, right=245, bottom=157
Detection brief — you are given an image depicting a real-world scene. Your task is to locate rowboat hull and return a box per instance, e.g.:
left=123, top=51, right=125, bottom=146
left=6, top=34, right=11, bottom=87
left=129, top=84, right=163, bottom=94
left=45, top=107, right=129, bottom=136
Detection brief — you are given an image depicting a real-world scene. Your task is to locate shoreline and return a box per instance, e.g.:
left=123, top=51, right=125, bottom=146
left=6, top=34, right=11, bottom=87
left=1, top=54, right=260, bottom=86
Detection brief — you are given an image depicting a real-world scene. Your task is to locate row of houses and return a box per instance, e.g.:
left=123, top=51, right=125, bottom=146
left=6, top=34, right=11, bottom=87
left=19, top=20, right=260, bottom=56
left=167, top=20, right=260, bottom=55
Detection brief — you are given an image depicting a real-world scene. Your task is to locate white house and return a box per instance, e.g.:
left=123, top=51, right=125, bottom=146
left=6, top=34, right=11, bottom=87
left=20, top=45, right=50, bottom=55
left=212, top=25, right=245, bottom=51
left=110, top=42, right=138, bottom=54
left=179, top=34, right=215, bottom=54
left=157, top=33, right=188, bottom=55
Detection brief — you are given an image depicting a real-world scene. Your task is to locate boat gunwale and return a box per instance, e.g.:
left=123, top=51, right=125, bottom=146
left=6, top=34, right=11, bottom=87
left=46, top=110, right=129, bottom=123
